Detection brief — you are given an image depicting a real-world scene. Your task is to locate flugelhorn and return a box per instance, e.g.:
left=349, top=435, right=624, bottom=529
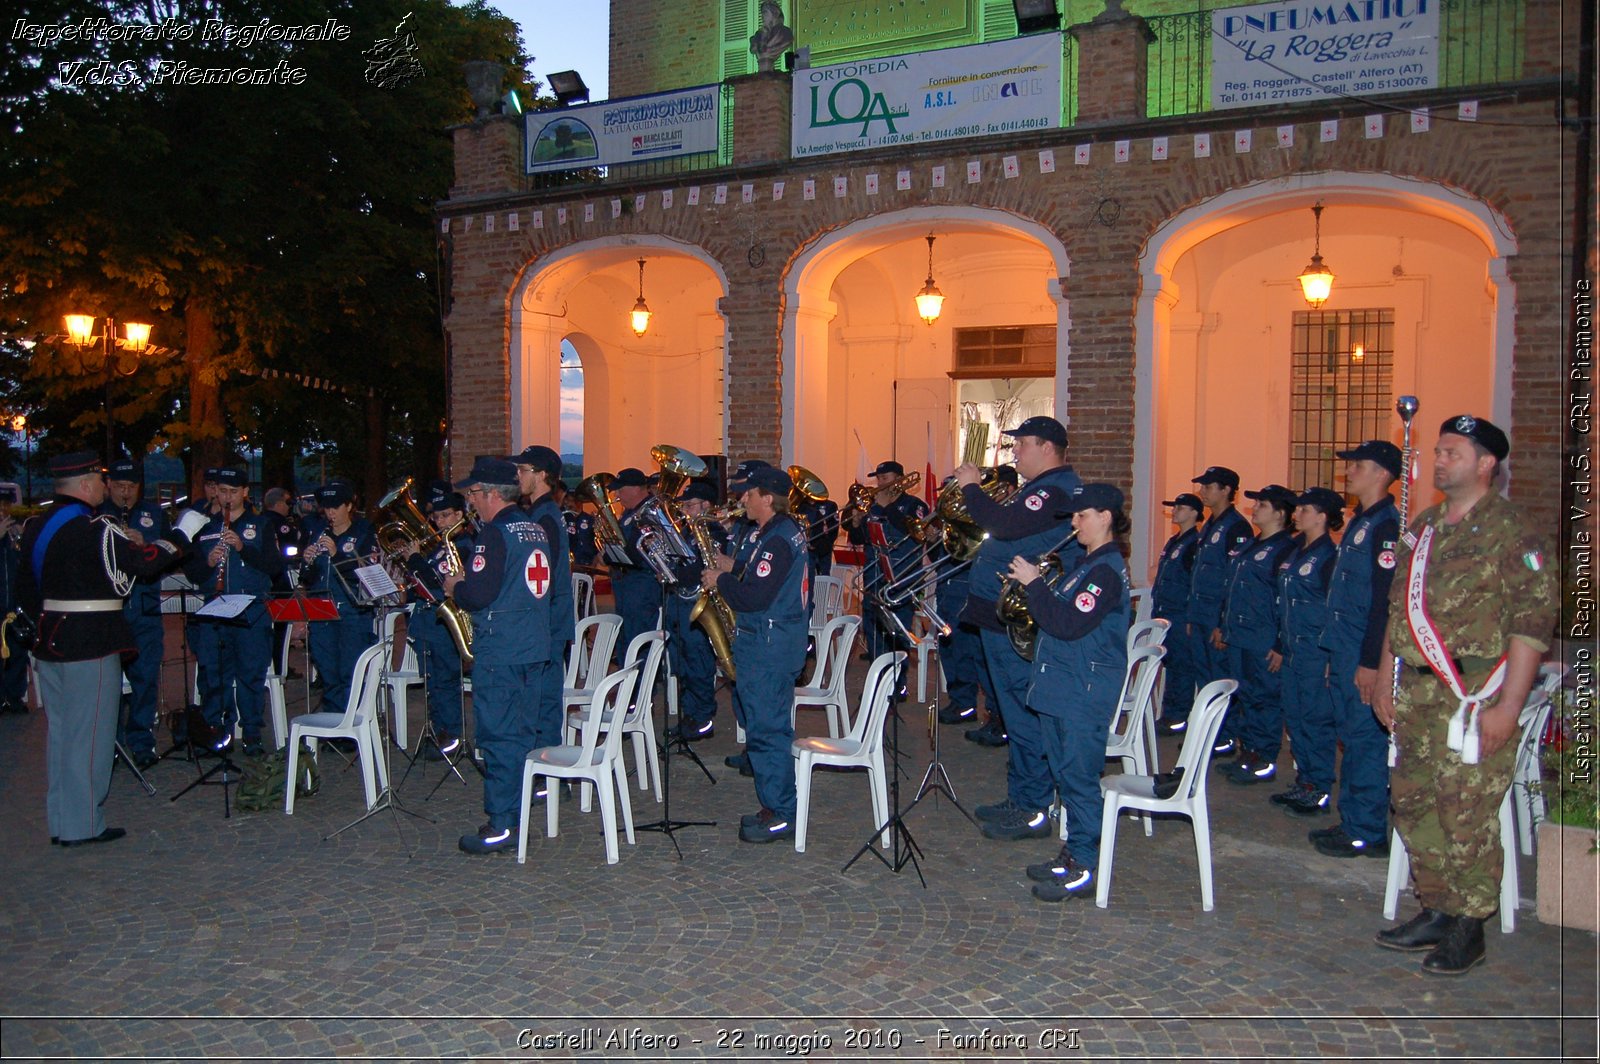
left=995, top=528, right=1080, bottom=661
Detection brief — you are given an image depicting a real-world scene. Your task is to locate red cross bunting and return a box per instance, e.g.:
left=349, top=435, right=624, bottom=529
left=525, top=549, right=551, bottom=598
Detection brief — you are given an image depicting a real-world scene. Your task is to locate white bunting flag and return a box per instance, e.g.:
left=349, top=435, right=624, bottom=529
left=556, top=207, right=567, bottom=225
left=896, top=169, right=911, bottom=190
left=802, top=179, right=815, bottom=200
left=1194, top=133, right=1211, bottom=158
left=1038, top=149, right=1055, bottom=173
left=609, top=199, right=621, bottom=218
left=662, top=189, right=674, bottom=209
left=634, top=194, right=646, bottom=213
left=686, top=186, right=700, bottom=205
left=865, top=173, right=879, bottom=195
left=1114, top=140, right=1130, bottom=163
left=966, top=160, right=981, bottom=183
left=1002, top=155, right=1020, bottom=178
left=1410, top=108, right=1430, bottom=133
left=1151, top=137, right=1168, bottom=161
left=1459, top=100, right=1479, bottom=121
left=532, top=210, right=543, bottom=229
left=741, top=184, right=753, bottom=203
left=932, top=165, right=946, bottom=187
left=1074, top=143, right=1091, bottom=165
left=772, top=181, right=784, bottom=201
left=1321, top=120, right=1339, bottom=142
left=440, top=218, right=449, bottom=233
left=713, top=184, right=727, bottom=204
left=583, top=203, right=594, bottom=222
left=1234, top=129, right=1252, bottom=153
left=484, top=214, right=494, bottom=232
left=507, top=213, right=519, bottom=232
left=1277, top=125, right=1294, bottom=148
left=833, top=175, right=848, bottom=197
left=1365, top=114, right=1384, bottom=138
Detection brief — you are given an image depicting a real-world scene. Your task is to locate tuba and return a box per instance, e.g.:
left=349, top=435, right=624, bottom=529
left=786, top=464, right=828, bottom=510
left=995, top=529, right=1079, bottom=662
left=574, top=472, right=628, bottom=563
left=936, top=468, right=1018, bottom=561
left=374, top=479, right=473, bottom=665
left=635, top=444, right=705, bottom=589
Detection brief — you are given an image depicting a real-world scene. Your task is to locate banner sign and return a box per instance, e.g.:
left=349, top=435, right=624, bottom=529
left=525, top=85, right=720, bottom=174
left=791, top=33, right=1062, bottom=159
left=1211, top=0, right=1439, bottom=111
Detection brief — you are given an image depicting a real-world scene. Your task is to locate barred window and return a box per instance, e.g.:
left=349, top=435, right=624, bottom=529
left=1289, top=309, right=1395, bottom=490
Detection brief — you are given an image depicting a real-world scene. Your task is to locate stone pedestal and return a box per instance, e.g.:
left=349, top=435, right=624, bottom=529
left=1535, top=822, right=1600, bottom=932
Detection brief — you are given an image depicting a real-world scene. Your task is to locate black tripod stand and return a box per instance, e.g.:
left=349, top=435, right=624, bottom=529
left=842, top=647, right=926, bottom=885
left=637, top=630, right=716, bottom=858
left=170, top=599, right=253, bottom=818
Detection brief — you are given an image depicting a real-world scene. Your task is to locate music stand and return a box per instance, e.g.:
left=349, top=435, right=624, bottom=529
left=169, top=593, right=255, bottom=817
left=324, top=562, right=434, bottom=850
left=156, top=576, right=206, bottom=761
left=636, top=629, right=716, bottom=858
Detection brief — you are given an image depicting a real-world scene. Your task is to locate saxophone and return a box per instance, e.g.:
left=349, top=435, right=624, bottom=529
left=436, top=518, right=475, bottom=667
left=686, top=514, right=738, bottom=682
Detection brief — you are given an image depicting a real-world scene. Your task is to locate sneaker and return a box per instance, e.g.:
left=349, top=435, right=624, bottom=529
left=676, top=718, right=715, bottom=743
left=738, top=808, right=794, bottom=843
left=1307, top=823, right=1343, bottom=840
left=132, top=750, right=161, bottom=770
left=1218, top=750, right=1256, bottom=774
left=740, top=807, right=775, bottom=828
left=965, top=720, right=1008, bottom=747
left=1211, top=737, right=1239, bottom=759
left=1030, top=855, right=1095, bottom=902
left=1156, top=718, right=1188, bottom=736
left=724, top=751, right=754, bottom=777
left=938, top=703, right=977, bottom=725
left=1224, top=756, right=1277, bottom=786
left=1311, top=825, right=1389, bottom=859
left=974, top=797, right=1024, bottom=823
left=1025, top=845, right=1076, bottom=883
left=1283, top=790, right=1332, bottom=818
left=532, top=780, right=572, bottom=803
left=980, top=807, right=1051, bottom=841
left=241, top=739, right=266, bottom=759
left=1270, top=781, right=1315, bottom=806
left=459, top=824, right=515, bottom=855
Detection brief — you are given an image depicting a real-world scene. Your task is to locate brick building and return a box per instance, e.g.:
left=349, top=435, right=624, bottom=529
left=438, top=0, right=1584, bottom=573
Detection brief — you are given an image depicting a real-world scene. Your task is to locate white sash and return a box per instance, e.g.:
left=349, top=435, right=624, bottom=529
left=1404, top=523, right=1507, bottom=764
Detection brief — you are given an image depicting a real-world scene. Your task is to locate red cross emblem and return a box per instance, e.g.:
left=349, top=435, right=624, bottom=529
left=525, top=549, right=551, bottom=598
left=1074, top=591, right=1097, bottom=612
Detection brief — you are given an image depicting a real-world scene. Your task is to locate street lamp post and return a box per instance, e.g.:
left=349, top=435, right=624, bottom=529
left=64, top=314, right=149, bottom=459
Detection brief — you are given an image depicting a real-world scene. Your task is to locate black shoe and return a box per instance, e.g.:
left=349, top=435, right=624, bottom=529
left=1377, top=909, right=1454, bottom=952
left=965, top=720, right=1008, bottom=747
left=425, top=732, right=460, bottom=762
left=738, top=808, right=794, bottom=843
left=531, top=780, right=572, bottom=803
left=1026, top=845, right=1076, bottom=883
left=241, top=740, right=265, bottom=759
left=937, top=703, right=977, bottom=725
left=0, top=697, right=27, bottom=714
left=1421, top=916, right=1485, bottom=975
left=1307, top=823, right=1343, bottom=840
left=58, top=827, right=126, bottom=848
left=1223, top=756, right=1277, bottom=786
left=1283, top=790, right=1332, bottom=818
left=974, top=797, right=1024, bottom=823
left=1156, top=718, right=1187, bottom=736
left=132, top=750, right=161, bottom=770
left=1031, top=854, right=1095, bottom=902
left=676, top=718, right=715, bottom=743
left=724, top=751, right=754, bottom=777
left=1311, top=825, right=1389, bottom=858
left=1218, top=749, right=1255, bottom=774
left=459, top=824, right=515, bottom=855
left=980, top=807, right=1051, bottom=841
left=1271, top=781, right=1314, bottom=806
left=1211, top=737, right=1239, bottom=759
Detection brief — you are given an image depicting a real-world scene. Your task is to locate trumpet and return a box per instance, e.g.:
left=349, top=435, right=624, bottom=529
left=841, top=470, right=922, bottom=522
left=995, top=528, right=1080, bottom=662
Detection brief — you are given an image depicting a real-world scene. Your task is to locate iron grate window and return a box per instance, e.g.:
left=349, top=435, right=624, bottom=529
left=1289, top=309, right=1395, bottom=490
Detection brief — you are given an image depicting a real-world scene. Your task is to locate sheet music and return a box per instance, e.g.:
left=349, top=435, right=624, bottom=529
left=355, top=563, right=400, bottom=599
left=196, top=594, right=254, bottom=620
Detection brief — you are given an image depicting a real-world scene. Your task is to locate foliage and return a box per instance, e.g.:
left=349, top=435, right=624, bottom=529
left=1540, top=687, right=1600, bottom=847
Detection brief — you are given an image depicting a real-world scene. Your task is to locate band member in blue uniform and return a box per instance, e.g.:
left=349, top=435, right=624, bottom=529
left=1162, top=466, right=1252, bottom=742
left=403, top=484, right=474, bottom=757
left=20, top=452, right=191, bottom=846
left=669, top=479, right=728, bottom=742
left=1270, top=487, right=1343, bottom=812
left=609, top=467, right=664, bottom=665
left=512, top=445, right=574, bottom=750
left=795, top=491, right=840, bottom=580
left=954, top=416, right=1083, bottom=842
left=704, top=465, right=811, bottom=843
left=562, top=491, right=599, bottom=570
left=299, top=481, right=378, bottom=715
left=846, top=460, right=929, bottom=693
left=98, top=459, right=169, bottom=766
left=1215, top=484, right=1299, bottom=783
left=0, top=487, right=29, bottom=715
left=183, top=467, right=281, bottom=755
left=1311, top=439, right=1402, bottom=857
left=1150, top=492, right=1202, bottom=724
left=447, top=457, right=555, bottom=855
left=1008, top=483, right=1131, bottom=901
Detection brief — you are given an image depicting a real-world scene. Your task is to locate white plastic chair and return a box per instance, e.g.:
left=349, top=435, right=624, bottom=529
left=1511, top=665, right=1564, bottom=855
left=792, top=615, right=862, bottom=737
left=1095, top=679, right=1237, bottom=911
left=284, top=643, right=389, bottom=813
left=376, top=609, right=422, bottom=750
left=1127, top=618, right=1171, bottom=769
left=572, top=571, right=596, bottom=622
left=1382, top=698, right=1550, bottom=934
left=565, top=612, right=622, bottom=695
left=263, top=626, right=294, bottom=750
left=907, top=612, right=945, bottom=704
left=808, top=574, right=846, bottom=638
left=518, top=660, right=643, bottom=865
left=793, top=650, right=906, bottom=853
left=566, top=630, right=668, bottom=805
left=1130, top=586, right=1153, bottom=625
left=1054, top=644, right=1167, bottom=841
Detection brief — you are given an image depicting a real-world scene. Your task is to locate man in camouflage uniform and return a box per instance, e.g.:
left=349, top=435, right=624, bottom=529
left=1372, top=415, right=1556, bottom=976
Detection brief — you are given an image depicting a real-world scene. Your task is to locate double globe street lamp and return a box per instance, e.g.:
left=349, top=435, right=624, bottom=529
left=62, top=313, right=152, bottom=459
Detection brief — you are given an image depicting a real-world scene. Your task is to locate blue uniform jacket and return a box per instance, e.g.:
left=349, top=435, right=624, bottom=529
left=1277, top=534, right=1339, bottom=652
left=1024, top=542, right=1131, bottom=717
left=1220, top=529, right=1297, bottom=655
left=527, top=495, right=575, bottom=645
left=717, top=513, right=810, bottom=628
left=1319, top=496, right=1399, bottom=667
left=1184, top=506, right=1253, bottom=629
left=960, top=464, right=1084, bottom=631
left=184, top=505, right=283, bottom=621
left=301, top=517, right=378, bottom=612
left=454, top=506, right=553, bottom=665
left=1150, top=527, right=1199, bottom=619
left=99, top=499, right=168, bottom=619
left=562, top=509, right=598, bottom=568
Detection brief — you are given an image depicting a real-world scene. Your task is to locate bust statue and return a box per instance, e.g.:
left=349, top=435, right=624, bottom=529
left=749, top=1, right=794, bottom=72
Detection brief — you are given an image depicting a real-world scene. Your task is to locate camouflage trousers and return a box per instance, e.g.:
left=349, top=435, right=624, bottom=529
left=1391, top=670, right=1517, bottom=918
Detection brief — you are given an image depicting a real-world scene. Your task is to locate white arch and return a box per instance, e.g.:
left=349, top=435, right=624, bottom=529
left=510, top=235, right=731, bottom=451
left=1132, top=172, right=1519, bottom=574
left=780, top=206, right=1073, bottom=465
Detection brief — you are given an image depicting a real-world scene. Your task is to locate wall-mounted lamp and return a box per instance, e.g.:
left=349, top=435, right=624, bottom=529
left=630, top=258, right=652, bottom=336
left=915, top=234, right=945, bottom=325
left=1350, top=343, right=1366, bottom=364
left=1298, top=201, right=1335, bottom=309
left=547, top=69, right=590, bottom=107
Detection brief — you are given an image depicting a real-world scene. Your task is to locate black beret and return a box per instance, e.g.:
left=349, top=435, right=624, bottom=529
left=1439, top=414, right=1509, bottom=461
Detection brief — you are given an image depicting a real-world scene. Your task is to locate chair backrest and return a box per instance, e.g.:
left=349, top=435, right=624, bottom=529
left=566, top=612, right=622, bottom=688
left=1127, top=617, right=1170, bottom=653
left=572, top=572, right=595, bottom=622
left=619, top=629, right=669, bottom=727
left=810, top=575, right=843, bottom=628
left=1110, top=644, right=1166, bottom=740
left=1514, top=692, right=1554, bottom=779
left=336, top=643, right=390, bottom=729
left=801, top=614, right=861, bottom=691
left=1168, top=679, right=1238, bottom=801
left=1130, top=586, right=1153, bottom=624
left=847, top=650, right=907, bottom=749
left=573, top=660, right=642, bottom=760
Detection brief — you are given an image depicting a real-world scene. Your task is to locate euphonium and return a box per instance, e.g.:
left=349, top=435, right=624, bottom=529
left=937, top=468, right=1018, bottom=560
left=374, top=479, right=474, bottom=664
left=574, top=472, right=628, bottom=559
left=995, top=530, right=1079, bottom=662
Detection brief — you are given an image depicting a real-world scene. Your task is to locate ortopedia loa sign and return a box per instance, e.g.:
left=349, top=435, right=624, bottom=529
left=1211, top=0, right=1439, bottom=110
left=525, top=85, right=720, bottom=174
left=791, top=33, right=1062, bottom=159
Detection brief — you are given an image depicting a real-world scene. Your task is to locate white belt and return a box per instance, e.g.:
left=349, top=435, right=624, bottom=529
left=43, top=598, right=125, bottom=613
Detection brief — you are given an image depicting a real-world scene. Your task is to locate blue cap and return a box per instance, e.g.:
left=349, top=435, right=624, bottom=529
left=214, top=468, right=247, bottom=487
left=610, top=467, right=649, bottom=489
left=107, top=458, right=139, bottom=483
left=1065, top=482, right=1124, bottom=513
left=454, top=456, right=518, bottom=490
left=1002, top=416, right=1068, bottom=447
left=1295, top=486, right=1347, bottom=517
left=1162, top=492, right=1203, bottom=511
left=315, top=482, right=353, bottom=507
left=728, top=459, right=773, bottom=492
left=509, top=444, right=563, bottom=479
left=871, top=460, right=904, bottom=477
left=681, top=479, right=718, bottom=503
left=1192, top=465, right=1240, bottom=489
left=1336, top=439, right=1404, bottom=479
left=1244, top=484, right=1298, bottom=508
left=742, top=466, right=793, bottom=496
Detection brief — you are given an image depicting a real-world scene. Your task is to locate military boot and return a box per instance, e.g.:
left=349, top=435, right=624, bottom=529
left=1375, top=908, right=1453, bottom=952
left=1421, top=915, right=1486, bottom=975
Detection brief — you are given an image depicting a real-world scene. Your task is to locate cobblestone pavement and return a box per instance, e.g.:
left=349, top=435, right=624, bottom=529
left=0, top=622, right=1595, bottom=1061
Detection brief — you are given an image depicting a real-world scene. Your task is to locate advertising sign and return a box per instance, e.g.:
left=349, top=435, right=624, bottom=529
left=791, top=34, right=1062, bottom=159
left=1211, top=0, right=1440, bottom=111
left=525, top=85, right=720, bottom=174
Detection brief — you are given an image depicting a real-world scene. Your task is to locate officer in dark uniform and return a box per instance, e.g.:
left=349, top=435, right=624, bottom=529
left=1162, top=466, right=1253, bottom=743
left=192, top=467, right=221, bottom=517
left=261, top=486, right=303, bottom=671
left=703, top=465, right=811, bottom=843
left=511, top=445, right=574, bottom=752
left=847, top=461, right=930, bottom=684
left=299, top=481, right=378, bottom=715
left=1215, top=484, right=1298, bottom=783
left=718, top=462, right=770, bottom=776
left=0, top=486, right=28, bottom=715
left=561, top=489, right=599, bottom=570
left=98, top=459, right=168, bottom=766
left=402, top=483, right=474, bottom=757
left=1150, top=492, right=1202, bottom=724
left=954, top=416, right=1084, bottom=842
left=1270, top=487, right=1343, bottom=810
left=183, top=467, right=281, bottom=755
left=608, top=467, right=665, bottom=665
left=1310, top=439, right=1402, bottom=857
left=446, top=457, right=555, bottom=855
left=795, top=490, right=839, bottom=580
left=1007, top=483, right=1131, bottom=901
left=668, top=478, right=728, bottom=742
left=19, top=452, right=191, bottom=846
